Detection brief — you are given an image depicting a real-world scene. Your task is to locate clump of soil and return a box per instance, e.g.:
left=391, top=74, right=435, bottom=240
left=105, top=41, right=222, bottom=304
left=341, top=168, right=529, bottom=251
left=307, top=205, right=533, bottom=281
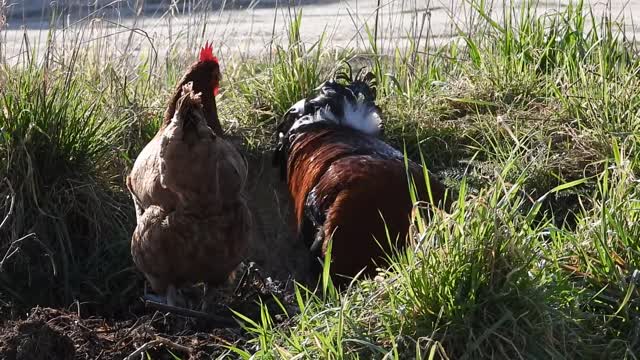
left=0, top=263, right=297, bottom=359
left=0, top=315, right=75, bottom=360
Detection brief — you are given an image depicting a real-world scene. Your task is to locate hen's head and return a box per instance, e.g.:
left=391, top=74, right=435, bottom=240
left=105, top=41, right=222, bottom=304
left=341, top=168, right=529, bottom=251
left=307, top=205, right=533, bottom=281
left=197, top=41, right=221, bottom=96
left=164, top=41, right=223, bottom=134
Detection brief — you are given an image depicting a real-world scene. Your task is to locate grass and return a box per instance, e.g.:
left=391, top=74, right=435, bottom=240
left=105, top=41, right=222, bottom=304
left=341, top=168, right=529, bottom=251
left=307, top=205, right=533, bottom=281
left=0, top=60, right=135, bottom=309
left=1, top=0, right=639, bottom=358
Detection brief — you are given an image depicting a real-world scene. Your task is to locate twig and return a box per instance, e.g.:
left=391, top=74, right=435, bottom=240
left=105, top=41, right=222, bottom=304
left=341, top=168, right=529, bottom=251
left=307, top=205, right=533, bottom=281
left=114, top=317, right=142, bottom=348
left=97, top=19, right=158, bottom=65
left=0, top=233, right=39, bottom=272
left=123, top=336, right=192, bottom=360
left=143, top=300, right=238, bottom=328
left=0, top=180, right=14, bottom=232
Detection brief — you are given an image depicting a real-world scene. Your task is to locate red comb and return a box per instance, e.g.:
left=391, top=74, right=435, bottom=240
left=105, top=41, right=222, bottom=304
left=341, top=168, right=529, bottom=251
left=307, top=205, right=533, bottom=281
left=199, top=41, right=218, bottom=63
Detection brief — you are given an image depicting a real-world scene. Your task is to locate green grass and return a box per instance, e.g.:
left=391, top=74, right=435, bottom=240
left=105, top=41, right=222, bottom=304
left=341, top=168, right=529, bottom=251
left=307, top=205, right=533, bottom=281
left=1, top=0, right=640, bottom=358
left=0, top=61, right=137, bottom=309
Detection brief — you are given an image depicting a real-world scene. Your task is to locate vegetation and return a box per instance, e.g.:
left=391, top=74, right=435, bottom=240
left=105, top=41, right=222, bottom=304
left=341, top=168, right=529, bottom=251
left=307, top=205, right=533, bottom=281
left=1, top=0, right=639, bottom=358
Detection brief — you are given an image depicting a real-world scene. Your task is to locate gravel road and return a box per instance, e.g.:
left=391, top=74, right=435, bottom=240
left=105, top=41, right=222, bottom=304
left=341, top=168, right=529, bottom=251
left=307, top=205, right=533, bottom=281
left=1, top=0, right=638, bottom=63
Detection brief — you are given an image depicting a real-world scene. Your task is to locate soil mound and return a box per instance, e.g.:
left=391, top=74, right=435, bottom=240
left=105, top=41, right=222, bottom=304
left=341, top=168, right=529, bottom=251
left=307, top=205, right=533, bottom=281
left=0, top=263, right=296, bottom=359
left=0, top=312, right=75, bottom=360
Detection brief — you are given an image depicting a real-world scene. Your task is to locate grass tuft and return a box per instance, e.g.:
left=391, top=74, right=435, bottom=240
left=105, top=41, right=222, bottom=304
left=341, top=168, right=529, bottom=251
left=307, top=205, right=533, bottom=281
left=0, top=59, right=137, bottom=312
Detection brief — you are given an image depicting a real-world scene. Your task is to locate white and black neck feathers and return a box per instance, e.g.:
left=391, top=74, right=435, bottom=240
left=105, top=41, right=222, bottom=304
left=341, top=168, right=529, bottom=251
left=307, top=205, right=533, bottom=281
left=285, top=78, right=382, bottom=137
left=273, top=71, right=384, bottom=179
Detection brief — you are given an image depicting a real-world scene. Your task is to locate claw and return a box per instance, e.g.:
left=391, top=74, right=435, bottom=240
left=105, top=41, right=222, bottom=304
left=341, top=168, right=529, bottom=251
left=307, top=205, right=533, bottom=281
left=166, top=284, right=178, bottom=307
left=142, top=293, right=168, bottom=304
left=141, top=284, right=183, bottom=307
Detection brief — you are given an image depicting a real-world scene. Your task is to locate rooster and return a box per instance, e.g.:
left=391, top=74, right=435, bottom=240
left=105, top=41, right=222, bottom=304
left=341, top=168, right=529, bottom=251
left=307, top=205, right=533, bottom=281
left=127, top=43, right=251, bottom=306
left=273, top=67, right=449, bottom=286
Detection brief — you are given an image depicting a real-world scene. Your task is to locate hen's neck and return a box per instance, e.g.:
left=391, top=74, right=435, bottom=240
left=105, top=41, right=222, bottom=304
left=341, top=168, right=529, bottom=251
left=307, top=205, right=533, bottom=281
left=163, top=67, right=223, bottom=136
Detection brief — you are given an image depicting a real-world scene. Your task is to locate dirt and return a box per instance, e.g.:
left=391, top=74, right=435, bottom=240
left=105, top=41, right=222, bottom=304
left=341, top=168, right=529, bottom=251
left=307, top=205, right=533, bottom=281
left=0, top=307, right=231, bottom=359
left=0, top=262, right=298, bottom=359
left=0, top=315, right=75, bottom=360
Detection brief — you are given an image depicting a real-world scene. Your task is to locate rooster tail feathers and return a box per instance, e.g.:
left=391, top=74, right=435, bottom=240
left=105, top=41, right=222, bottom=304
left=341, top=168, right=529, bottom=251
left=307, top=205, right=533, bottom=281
left=334, top=62, right=377, bottom=102
left=316, top=73, right=382, bottom=136
left=273, top=64, right=382, bottom=173
left=313, top=63, right=381, bottom=135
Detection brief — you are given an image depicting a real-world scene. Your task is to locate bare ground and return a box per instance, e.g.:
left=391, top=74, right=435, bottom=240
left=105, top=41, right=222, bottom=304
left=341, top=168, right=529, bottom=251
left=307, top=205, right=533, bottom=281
left=0, top=261, right=298, bottom=360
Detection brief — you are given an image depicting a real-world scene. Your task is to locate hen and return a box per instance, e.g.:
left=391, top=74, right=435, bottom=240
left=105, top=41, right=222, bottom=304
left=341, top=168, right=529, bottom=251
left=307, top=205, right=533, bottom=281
left=127, top=44, right=250, bottom=306
left=274, top=67, right=449, bottom=286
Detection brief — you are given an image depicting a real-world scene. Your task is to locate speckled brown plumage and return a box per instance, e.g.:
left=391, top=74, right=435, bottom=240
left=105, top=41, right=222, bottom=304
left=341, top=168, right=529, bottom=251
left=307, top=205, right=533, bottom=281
left=127, top=48, right=223, bottom=219
left=130, top=202, right=250, bottom=293
left=127, top=52, right=250, bottom=303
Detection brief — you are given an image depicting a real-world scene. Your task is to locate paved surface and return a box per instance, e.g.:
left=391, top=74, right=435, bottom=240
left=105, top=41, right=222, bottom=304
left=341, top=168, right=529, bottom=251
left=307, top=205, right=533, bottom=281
left=0, top=0, right=638, bottom=63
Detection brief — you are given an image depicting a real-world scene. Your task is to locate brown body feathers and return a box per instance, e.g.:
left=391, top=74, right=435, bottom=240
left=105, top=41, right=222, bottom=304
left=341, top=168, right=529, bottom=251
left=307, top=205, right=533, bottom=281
left=127, top=47, right=250, bottom=301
